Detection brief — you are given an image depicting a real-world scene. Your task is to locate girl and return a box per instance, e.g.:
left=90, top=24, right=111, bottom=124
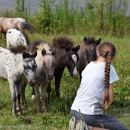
left=70, top=42, right=128, bottom=130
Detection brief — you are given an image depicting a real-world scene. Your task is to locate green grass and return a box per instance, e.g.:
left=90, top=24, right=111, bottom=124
left=0, top=33, right=130, bottom=129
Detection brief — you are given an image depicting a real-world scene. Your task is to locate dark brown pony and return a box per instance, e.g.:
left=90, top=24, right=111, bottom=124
left=0, top=17, right=33, bottom=38
left=77, top=37, right=101, bottom=79
left=51, top=36, right=80, bottom=97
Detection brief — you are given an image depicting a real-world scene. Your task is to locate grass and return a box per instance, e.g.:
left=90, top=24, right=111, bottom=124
left=0, top=33, right=130, bottom=129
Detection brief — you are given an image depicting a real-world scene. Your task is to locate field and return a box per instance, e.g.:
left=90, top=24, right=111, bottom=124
left=0, top=33, right=130, bottom=129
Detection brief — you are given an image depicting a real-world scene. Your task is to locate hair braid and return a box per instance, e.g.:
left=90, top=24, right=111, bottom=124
left=104, top=51, right=111, bottom=89
left=97, top=42, right=116, bottom=112
left=103, top=51, right=111, bottom=112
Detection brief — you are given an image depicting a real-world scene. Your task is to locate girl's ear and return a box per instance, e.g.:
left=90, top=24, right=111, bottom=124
left=96, top=50, right=100, bottom=57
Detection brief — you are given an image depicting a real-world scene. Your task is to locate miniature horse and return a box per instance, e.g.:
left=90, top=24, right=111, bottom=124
left=0, top=17, right=33, bottom=38
left=31, top=36, right=80, bottom=99
left=6, top=29, right=30, bottom=48
left=77, top=37, right=101, bottom=80
left=21, top=41, right=56, bottom=113
left=51, top=36, right=80, bottom=97
left=0, top=45, right=37, bottom=115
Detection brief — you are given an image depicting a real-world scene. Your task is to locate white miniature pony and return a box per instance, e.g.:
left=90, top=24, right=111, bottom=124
left=0, top=45, right=37, bottom=115
left=6, top=29, right=29, bottom=49
left=21, top=40, right=56, bottom=113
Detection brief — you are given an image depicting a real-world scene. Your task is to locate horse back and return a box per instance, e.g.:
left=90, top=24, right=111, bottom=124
left=78, top=43, right=87, bottom=59
left=28, top=41, right=42, bottom=53
left=0, top=17, right=18, bottom=33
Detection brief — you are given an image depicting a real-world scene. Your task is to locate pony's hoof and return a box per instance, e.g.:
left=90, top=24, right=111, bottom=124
left=18, top=111, right=23, bottom=116
left=24, top=118, right=32, bottom=124
left=42, top=107, right=47, bottom=112
left=32, top=95, right=35, bottom=100
left=12, top=113, right=17, bottom=116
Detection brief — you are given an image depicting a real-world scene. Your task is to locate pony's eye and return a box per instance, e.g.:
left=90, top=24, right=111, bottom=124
left=34, top=64, right=37, bottom=69
left=23, top=65, right=28, bottom=69
left=90, top=47, right=94, bottom=52
left=53, top=62, right=56, bottom=66
left=43, top=63, right=45, bottom=66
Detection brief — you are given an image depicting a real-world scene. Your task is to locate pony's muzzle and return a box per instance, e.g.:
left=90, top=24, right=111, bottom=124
left=72, top=70, right=78, bottom=77
left=73, top=73, right=78, bottom=77
left=47, top=75, right=54, bottom=81
left=29, top=79, right=36, bottom=86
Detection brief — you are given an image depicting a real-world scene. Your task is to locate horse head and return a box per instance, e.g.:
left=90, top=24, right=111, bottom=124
left=77, top=37, right=101, bottom=79
left=23, top=51, right=37, bottom=86
left=65, top=45, right=80, bottom=77
left=41, top=45, right=56, bottom=81
left=83, top=37, right=101, bottom=63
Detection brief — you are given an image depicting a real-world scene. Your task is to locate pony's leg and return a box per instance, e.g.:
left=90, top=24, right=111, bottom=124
left=32, top=87, right=35, bottom=99
left=8, top=79, right=16, bottom=115
left=47, top=81, right=51, bottom=104
left=54, top=69, right=64, bottom=97
left=41, top=81, right=49, bottom=112
left=90, top=126, right=109, bottom=130
left=21, top=81, right=27, bottom=105
left=0, top=29, right=2, bottom=38
left=0, top=33, right=2, bottom=38
left=15, top=81, right=22, bottom=115
left=34, top=84, right=41, bottom=113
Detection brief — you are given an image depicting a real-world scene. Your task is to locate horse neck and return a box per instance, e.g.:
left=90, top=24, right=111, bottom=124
left=35, top=51, right=43, bottom=66
left=78, top=43, right=89, bottom=59
left=13, top=53, right=24, bottom=69
left=35, top=51, right=45, bottom=75
left=64, top=52, right=70, bottom=67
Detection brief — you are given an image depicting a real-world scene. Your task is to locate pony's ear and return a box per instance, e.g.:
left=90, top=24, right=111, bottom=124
left=42, top=48, right=46, bottom=56
left=32, top=51, right=37, bottom=58
left=65, top=48, right=71, bottom=52
left=51, top=48, right=56, bottom=55
left=96, top=38, right=101, bottom=45
left=84, top=37, right=87, bottom=42
left=23, top=52, right=30, bottom=59
left=72, top=45, right=80, bottom=52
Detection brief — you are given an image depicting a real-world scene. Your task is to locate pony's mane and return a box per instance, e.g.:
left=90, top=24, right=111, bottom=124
left=28, top=41, right=51, bottom=54
left=9, top=44, right=27, bottom=54
left=52, top=36, right=74, bottom=49
left=37, top=42, right=51, bottom=54
left=84, top=37, right=96, bottom=45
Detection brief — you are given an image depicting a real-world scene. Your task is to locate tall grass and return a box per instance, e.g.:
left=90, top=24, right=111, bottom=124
left=0, top=0, right=130, bottom=129
left=0, top=33, right=130, bottom=129
left=1, top=0, right=130, bottom=36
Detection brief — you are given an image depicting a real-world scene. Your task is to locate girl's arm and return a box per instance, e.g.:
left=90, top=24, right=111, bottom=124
left=108, top=83, right=114, bottom=104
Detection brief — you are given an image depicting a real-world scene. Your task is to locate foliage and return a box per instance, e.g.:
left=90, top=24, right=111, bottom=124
left=1, top=0, right=130, bottom=36
left=0, top=0, right=130, bottom=129
left=0, top=33, right=130, bottom=129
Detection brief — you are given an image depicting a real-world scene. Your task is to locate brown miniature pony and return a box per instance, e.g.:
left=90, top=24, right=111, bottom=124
left=77, top=37, right=101, bottom=80
left=0, top=17, right=33, bottom=38
left=21, top=40, right=56, bottom=113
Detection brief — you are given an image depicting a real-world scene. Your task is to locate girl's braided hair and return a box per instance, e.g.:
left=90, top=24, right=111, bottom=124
left=97, top=42, right=116, bottom=112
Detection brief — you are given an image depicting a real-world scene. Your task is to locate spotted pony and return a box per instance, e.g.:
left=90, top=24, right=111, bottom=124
left=0, top=45, right=37, bottom=115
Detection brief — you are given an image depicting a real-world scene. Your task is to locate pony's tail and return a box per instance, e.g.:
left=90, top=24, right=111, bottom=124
left=22, top=31, right=30, bottom=45
left=20, top=20, right=33, bottom=32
